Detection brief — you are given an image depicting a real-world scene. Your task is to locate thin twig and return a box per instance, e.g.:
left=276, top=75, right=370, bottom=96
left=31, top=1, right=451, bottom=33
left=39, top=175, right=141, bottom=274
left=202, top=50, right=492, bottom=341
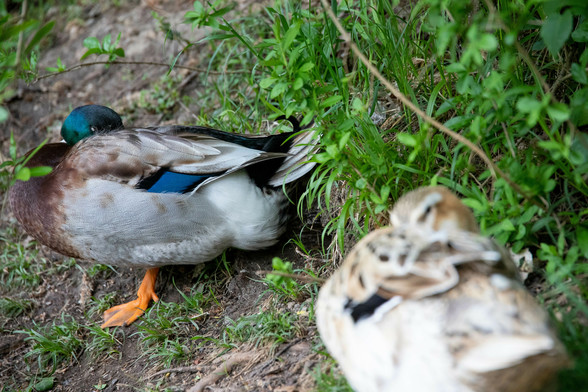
left=32, top=60, right=248, bottom=83
left=187, top=352, right=258, bottom=392
left=320, top=0, right=544, bottom=210
left=257, top=270, right=325, bottom=284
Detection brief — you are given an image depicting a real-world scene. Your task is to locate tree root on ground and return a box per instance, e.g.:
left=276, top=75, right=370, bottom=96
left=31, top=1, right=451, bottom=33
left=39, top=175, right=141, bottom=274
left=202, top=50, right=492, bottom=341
left=187, top=352, right=258, bottom=392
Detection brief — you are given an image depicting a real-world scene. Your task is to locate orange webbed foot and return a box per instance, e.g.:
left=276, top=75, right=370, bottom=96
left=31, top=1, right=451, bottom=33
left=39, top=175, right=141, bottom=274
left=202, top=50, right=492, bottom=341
left=101, top=267, right=160, bottom=328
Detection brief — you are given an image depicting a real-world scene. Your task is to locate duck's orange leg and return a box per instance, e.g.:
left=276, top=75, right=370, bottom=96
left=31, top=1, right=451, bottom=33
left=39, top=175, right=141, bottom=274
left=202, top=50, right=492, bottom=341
left=101, top=267, right=160, bottom=328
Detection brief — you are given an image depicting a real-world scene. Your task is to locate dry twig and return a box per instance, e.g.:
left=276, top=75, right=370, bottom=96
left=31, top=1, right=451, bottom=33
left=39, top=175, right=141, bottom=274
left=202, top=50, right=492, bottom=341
left=187, top=352, right=258, bottom=392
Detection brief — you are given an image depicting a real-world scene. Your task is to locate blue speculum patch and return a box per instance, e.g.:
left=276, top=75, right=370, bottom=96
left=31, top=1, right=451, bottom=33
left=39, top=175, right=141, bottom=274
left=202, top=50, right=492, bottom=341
left=144, top=171, right=211, bottom=194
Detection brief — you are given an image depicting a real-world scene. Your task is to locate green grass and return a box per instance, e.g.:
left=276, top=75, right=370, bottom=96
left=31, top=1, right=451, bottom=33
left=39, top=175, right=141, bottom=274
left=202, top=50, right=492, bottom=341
left=17, top=316, right=84, bottom=375
left=0, top=297, right=35, bottom=318
left=85, top=324, right=124, bottom=360
left=312, top=363, right=353, bottom=392
left=0, top=226, right=49, bottom=290
left=223, top=306, right=302, bottom=348
left=134, top=284, right=209, bottom=368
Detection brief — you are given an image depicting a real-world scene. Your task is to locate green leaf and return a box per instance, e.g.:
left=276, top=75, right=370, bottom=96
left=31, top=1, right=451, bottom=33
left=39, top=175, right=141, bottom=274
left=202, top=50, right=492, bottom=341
left=445, top=63, right=466, bottom=73
left=578, top=226, right=588, bottom=258
left=571, top=21, right=588, bottom=42
left=83, top=37, right=101, bottom=50
left=436, top=23, right=454, bottom=56
left=338, top=132, right=351, bottom=150
left=0, top=161, right=15, bottom=169
left=292, top=77, right=303, bottom=90
left=477, top=33, right=498, bottom=51
left=113, top=32, right=122, bottom=46
left=326, top=144, right=339, bottom=158
left=352, top=98, right=364, bottom=112
left=375, top=204, right=387, bottom=214
left=485, top=219, right=516, bottom=238
left=580, top=48, right=588, bottom=67
left=102, top=34, right=112, bottom=51
left=298, top=62, right=314, bottom=72
left=25, top=21, right=55, bottom=54
left=469, top=115, right=486, bottom=138
left=33, top=377, right=54, bottom=392
left=380, top=185, right=390, bottom=201
left=29, top=166, right=53, bottom=177
left=570, top=87, right=588, bottom=126
left=47, top=57, right=66, bottom=73
left=397, top=132, right=417, bottom=147
left=546, top=102, right=570, bottom=123
left=462, top=198, right=486, bottom=213
left=320, top=95, right=343, bottom=108
left=571, top=63, right=587, bottom=84
left=516, top=96, right=544, bottom=126
left=193, top=1, right=204, bottom=12
left=210, top=5, right=233, bottom=19
left=259, top=77, right=276, bottom=89
left=540, top=10, right=573, bottom=56
left=355, top=178, right=367, bottom=189
left=9, top=132, right=17, bottom=160
left=301, top=111, right=314, bottom=127
left=0, top=106, right=8, bottom=123
left=270, top=82, right=288, bottom=98
left=282, top=21, right=301, bottom=52
left=80, top=48, right=101, bottom=60
left=15, top=167, right=31, bottom=182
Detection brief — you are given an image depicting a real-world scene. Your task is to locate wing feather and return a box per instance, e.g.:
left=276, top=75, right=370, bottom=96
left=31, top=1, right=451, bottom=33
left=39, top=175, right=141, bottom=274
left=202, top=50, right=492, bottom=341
left=67, top=129, right=289, bottom=188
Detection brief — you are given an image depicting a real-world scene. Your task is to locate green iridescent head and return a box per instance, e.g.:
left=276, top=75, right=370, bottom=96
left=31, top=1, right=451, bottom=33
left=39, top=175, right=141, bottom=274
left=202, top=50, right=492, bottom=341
left=61, top=105, right=123, bottom=145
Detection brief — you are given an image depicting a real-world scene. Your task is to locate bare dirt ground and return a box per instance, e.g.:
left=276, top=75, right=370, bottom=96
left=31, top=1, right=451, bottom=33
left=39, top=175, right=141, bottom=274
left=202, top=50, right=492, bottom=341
left=0, top=1, right=334, bottom=391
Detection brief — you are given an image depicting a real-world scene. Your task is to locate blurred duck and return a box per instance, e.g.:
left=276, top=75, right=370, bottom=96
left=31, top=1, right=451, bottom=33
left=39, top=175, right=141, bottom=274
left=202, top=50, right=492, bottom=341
left=316, top=186, right=568, bottom=392
left=10, top=104, right=317, bottom=328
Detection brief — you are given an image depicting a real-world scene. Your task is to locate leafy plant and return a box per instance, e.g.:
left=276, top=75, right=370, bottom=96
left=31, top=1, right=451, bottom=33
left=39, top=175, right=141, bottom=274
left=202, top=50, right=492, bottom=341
left=184, top=0, right=234, bottom=30
left=264, top=257, right=317, bottom=302
left=45, top=57, right=66, bottom=73
left=0, top=5, right=54, bottom=104
left=0, top=132, right=52, bottom=192
left=81, top=33, right=125, bottom=63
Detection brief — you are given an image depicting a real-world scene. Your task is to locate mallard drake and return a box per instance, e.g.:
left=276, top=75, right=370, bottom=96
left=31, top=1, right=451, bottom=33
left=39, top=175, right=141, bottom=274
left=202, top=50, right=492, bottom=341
left=10, top=104, right=318, bottom=328
left=316, top=186, right=568, bottom=392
